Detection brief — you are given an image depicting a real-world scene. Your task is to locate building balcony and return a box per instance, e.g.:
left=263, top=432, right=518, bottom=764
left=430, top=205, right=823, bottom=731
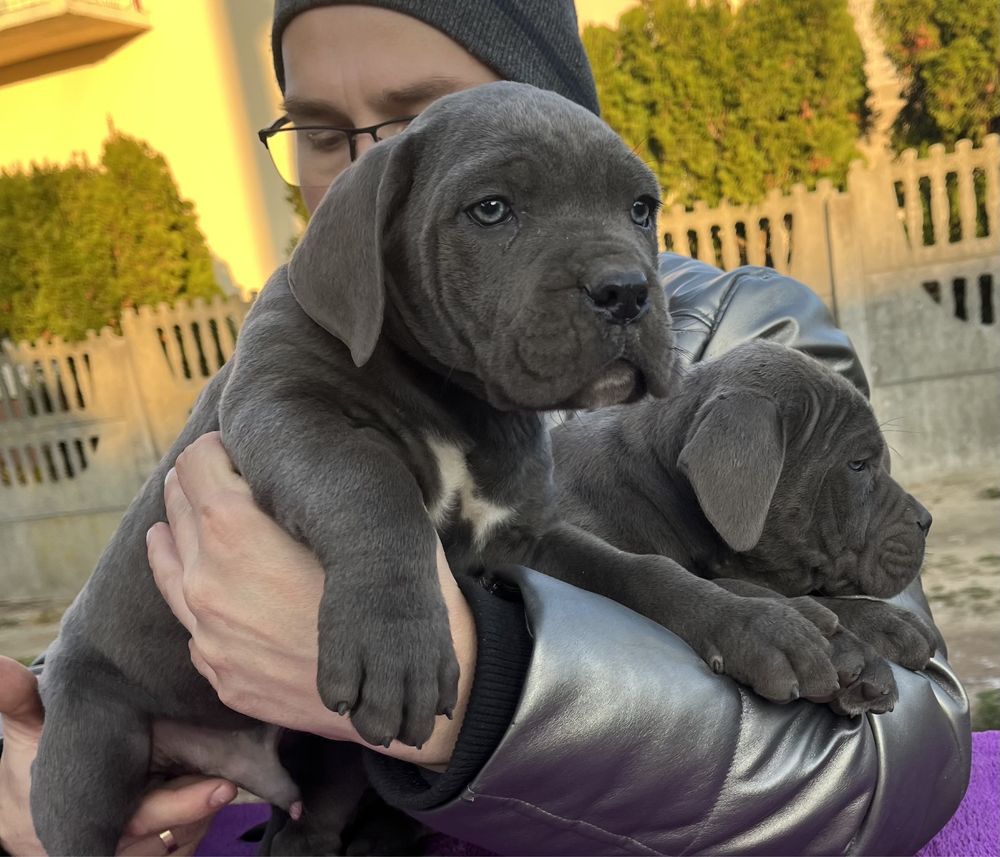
left=0, top=0, right=149, bottom=72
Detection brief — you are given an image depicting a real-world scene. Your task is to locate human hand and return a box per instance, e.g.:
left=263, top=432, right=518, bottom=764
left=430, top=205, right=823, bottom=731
left=147, top=432, right=476, bottom=769
left=0, top=657, right=236, bottom=857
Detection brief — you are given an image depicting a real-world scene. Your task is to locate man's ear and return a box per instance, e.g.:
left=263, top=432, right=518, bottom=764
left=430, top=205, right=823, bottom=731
left=678, top=390, right=784, bottom=552
left=288, top=135, right=411, bottom=367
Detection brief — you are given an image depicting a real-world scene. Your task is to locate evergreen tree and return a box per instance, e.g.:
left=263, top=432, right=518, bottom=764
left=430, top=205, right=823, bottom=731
left=875, top=0, right=1000, bottom=150
left=0, top=131, right=221, bottom=343
left=583, top=0, right=867, bottom=207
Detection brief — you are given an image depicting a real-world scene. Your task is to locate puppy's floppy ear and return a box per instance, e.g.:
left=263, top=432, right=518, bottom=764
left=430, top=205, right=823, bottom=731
left=678, top=390, right=784, bottom=552
left=288, top=135, right=411, bottom=367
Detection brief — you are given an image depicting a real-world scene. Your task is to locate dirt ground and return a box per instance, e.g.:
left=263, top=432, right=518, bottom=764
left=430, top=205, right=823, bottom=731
left=3, top=468, right=998, bottom=722
left=909, top=468, right=1000, bottom=720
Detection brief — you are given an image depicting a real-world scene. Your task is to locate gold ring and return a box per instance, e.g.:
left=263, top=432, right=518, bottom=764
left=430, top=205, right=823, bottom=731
left=158, top=828, right=180, bottom=854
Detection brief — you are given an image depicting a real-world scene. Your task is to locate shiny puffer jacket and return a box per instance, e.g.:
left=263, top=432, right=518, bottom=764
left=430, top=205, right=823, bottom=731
left=367, top=253, right=972, bottom=855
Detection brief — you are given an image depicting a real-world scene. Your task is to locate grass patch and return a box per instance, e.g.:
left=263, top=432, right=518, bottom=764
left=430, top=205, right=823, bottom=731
left=977, top=554, right=1000, bottom=566
left=973, top=689, right=1000, bottom=731
left=978, top=486, right=1000, bottom=500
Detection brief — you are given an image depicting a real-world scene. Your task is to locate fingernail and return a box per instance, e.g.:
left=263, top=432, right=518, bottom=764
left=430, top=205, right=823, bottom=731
left=289, top=801, right=303, bottom=821
left=210, top=783, right=237, bottom=807
left=145, top=526, right=154, bottom=546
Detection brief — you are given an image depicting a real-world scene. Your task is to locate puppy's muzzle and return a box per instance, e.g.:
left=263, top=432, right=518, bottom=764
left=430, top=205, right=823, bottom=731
left=584, top=270, right=650, bottom=325
left=915, top=503, right=932, bottom=536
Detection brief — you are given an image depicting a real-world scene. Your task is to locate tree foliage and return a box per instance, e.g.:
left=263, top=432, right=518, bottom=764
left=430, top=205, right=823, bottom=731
left=875, top=0, right=1000, bottom=151
left=583, top=0, right=868, bottom=207
left=0, top=131, right=221, bottom=343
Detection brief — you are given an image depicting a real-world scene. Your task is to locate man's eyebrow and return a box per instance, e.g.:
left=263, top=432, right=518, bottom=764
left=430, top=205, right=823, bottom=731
left=279, top=96, right=351, bottom=124
left=375, top=77, right=466, bottom=112
left=280, top=77, right=465, bottom=126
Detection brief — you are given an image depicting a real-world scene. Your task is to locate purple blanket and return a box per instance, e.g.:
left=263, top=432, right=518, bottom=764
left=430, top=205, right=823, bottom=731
left=197, top=731, right=998, bottom=857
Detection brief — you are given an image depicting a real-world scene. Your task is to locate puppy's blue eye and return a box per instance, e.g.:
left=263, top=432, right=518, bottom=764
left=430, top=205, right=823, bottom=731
left=631, top=197, right=657, bottom=228
left=467, top=198, right=512, bottom=227
left=848, top=459, right=868, bottom=472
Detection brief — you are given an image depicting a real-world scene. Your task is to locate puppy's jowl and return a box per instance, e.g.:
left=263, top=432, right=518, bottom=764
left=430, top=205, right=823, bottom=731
left=34, top=83, right=837, bottom=856
left=554, top=340, right=940, bottom=716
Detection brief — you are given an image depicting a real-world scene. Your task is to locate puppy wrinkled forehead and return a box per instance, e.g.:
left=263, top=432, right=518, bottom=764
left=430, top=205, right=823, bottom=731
left=407, top=81, right=658, bottom=194
left=408, top=82, right=614, bottom=155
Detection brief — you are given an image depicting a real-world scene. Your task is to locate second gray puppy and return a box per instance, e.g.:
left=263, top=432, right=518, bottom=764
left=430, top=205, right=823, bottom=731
left=553, top=339, right=940, bottom=715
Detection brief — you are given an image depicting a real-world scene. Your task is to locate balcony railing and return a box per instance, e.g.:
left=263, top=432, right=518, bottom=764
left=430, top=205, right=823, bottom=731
left=0, top=0, right=149, bottom=72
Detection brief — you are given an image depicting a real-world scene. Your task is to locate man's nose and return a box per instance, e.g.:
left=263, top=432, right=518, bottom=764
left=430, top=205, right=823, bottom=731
left=584, top=271, right=649, bottom=325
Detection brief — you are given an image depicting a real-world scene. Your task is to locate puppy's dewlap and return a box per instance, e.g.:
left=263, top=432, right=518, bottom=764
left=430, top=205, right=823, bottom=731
left=575, top=359, right=644, bottom=409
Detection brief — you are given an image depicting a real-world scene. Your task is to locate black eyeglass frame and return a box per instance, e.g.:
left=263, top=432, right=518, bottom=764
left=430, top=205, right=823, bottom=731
left=256, top=114, right=418, bottom=171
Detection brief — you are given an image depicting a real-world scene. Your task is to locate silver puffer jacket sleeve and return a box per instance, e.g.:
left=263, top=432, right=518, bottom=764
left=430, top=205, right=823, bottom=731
left=413, top=569, right=969, bottom=856
left=410, top=255, right=971, bottom=855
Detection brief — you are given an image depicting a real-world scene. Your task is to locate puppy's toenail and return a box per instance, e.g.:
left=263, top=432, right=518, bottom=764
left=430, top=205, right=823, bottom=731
left=337, top=702, right=350, bottom=716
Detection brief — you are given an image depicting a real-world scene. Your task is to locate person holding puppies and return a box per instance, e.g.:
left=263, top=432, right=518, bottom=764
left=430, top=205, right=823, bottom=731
left=0, top=2, right=971, bottom=855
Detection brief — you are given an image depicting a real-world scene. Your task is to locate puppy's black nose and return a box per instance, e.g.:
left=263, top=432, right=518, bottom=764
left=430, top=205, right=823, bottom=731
left=587, top=273, right=649, bottom=325
left=916, top=505, right=933, bottom=535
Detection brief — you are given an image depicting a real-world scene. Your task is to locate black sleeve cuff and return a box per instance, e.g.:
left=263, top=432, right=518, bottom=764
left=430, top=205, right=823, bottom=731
left=364, top=573, right=533, bottom=811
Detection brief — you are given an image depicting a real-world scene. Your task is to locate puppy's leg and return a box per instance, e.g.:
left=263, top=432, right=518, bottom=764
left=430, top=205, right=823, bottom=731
left=218, top=396, right=458, bottom=749
left=32, top=679, right=148, bottom=856
left=712, top=581, right=901, bottom=714
left=826, top=630, right=899, bottom=716
left=268, top=739, right=366, bottom=856
left=521, top=522, right=840, bottom=703
left=811, top=596, right=939, bottom=670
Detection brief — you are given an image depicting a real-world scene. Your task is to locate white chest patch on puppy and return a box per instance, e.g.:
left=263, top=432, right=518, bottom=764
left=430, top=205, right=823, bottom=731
left=426, top=438, right=515, bottom=548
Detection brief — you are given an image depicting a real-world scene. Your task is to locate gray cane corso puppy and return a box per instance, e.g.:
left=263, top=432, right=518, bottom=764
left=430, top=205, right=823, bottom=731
left=553, top=340, right=940, bottom=716
left=32, top=83, right=842, bottom=856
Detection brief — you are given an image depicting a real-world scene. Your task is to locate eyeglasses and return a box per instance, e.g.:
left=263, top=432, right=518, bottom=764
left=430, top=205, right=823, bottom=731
left=257, top=115, right=416, bottom=189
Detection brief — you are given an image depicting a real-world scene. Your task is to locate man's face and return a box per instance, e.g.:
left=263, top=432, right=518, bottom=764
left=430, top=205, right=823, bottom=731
left=281, top=5, right=502, bottom=213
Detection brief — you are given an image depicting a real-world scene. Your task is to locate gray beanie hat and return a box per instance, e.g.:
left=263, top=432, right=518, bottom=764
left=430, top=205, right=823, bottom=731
left=272, top=0, right=600, bottom=115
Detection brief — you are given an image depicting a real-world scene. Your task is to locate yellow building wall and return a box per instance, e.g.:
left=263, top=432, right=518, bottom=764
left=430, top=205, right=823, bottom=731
left=0, top=0, right=294, bottom=298
left=576, top=0, right=639, bottom=27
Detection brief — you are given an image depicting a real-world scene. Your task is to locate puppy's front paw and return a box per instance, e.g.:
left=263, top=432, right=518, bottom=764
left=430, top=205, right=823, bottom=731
left=828, top=652, right=898, bottom=717
left=824, top=599, right=937, bottom=670
left=316, top=601, right=459, bottom=749
left=700, top=598, right=840, bottom=704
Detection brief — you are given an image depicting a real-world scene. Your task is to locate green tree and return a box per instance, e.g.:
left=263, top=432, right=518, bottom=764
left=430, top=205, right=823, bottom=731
left=583, top=0, right=867, bottom=207
left=875, top=0, right=1000, bottom=150
left=0, top=131, right=221, bottom=343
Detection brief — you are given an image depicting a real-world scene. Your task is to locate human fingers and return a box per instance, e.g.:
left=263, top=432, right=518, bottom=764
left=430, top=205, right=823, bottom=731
left=173, top=432, right=250, bottom=515
left=119, top=775, right=236, bottom=843
left=0, top=656, right=44, bottom=735
left=163, top=465, right=201, bottom=574
left=118, top=821, right=207, bottom=857
left=147, top=522, right=199, bottom=633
